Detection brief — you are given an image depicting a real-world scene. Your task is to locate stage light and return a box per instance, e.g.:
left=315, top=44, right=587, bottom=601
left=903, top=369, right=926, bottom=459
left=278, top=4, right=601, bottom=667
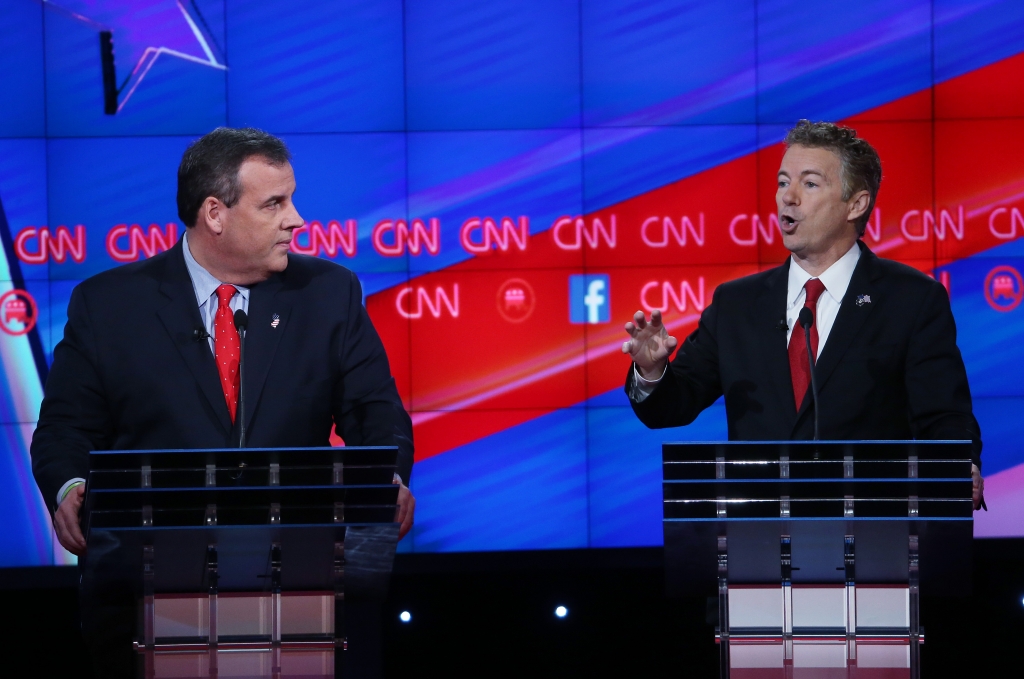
left=555, top=605, right=568, bottom=618
left=399, top=610, right=412, bottom=623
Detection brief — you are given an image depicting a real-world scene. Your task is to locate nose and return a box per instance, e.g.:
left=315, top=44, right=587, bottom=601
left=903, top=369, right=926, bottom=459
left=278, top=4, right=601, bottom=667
left=283, top=202, right=304, bottom=230
left=780, top=183, right=799, bottom=206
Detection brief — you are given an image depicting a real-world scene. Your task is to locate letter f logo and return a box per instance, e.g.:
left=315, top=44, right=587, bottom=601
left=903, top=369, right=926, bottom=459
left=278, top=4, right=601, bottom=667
left=570, top=274, right=610, bottom=324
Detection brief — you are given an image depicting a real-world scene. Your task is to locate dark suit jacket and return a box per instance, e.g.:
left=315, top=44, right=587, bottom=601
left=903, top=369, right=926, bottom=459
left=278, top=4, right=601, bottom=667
left=627, top=242, right=982, bottom=466
left=32, top=239, right=413, bottom=510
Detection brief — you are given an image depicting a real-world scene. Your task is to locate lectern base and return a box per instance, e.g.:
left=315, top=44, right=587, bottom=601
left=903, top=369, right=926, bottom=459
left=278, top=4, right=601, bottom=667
left=724, top=638, right=915, bottom=678
left=137, top=645, right=333, bottom=679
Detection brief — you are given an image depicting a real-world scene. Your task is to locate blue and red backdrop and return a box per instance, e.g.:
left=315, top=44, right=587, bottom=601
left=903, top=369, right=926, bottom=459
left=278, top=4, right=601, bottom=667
left=2, top=0, right=1023, bottom=567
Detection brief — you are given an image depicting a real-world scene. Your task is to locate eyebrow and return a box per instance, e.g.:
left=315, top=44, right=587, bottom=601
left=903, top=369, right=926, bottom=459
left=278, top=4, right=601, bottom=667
left=778, top=169, right=828, bottom=179
left=261, top=193, right=288, bottom=206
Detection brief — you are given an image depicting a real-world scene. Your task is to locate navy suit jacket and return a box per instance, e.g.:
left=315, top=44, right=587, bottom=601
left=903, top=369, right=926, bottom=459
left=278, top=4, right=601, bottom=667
left=32, top=239, right=413, bottom=510
left=627, top=242, right=982, bottom=466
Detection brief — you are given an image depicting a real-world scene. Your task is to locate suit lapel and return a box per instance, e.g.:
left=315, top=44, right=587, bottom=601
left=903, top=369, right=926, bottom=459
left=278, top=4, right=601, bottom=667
left=792, top=242, right=881, bottom=433
left=155, top=241, right=233, bottom=434
left=242, top=272, right=293, bottom=433
left=755, top=260, right=799, bottom=423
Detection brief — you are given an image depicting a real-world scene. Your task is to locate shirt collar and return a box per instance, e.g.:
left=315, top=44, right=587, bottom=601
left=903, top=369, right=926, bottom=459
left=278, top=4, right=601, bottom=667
left=182, top=231, right=249, bottom=307
left=787, top=241, right=861, bottom=309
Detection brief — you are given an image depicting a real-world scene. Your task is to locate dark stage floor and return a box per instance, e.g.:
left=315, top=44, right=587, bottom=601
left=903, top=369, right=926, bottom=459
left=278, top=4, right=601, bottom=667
left=5, top=539, right=1021, bottom=676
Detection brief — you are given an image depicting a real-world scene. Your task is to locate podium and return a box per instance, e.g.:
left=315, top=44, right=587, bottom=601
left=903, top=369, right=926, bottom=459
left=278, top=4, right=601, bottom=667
left=662, top=441, right=973, bottom=679
left=83, top=446, right=401, bottom=678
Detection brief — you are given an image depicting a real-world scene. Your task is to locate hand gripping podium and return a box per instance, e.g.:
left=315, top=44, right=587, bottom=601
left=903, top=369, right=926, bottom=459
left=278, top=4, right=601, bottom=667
left=82, top=446, right=401, bottom=678
left=662, top=441, right=973, bottom=679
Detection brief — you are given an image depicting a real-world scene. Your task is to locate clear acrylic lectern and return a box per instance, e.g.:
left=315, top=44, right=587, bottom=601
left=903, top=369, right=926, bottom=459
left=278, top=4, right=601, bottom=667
left=83, top=446, right=401, bottom=678
left=662, top=441, right=973, bottom=679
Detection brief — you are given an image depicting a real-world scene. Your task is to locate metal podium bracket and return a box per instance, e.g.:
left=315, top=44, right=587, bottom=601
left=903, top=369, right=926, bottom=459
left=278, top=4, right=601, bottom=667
left=717, top=535, right=729, bottom=679
left=909, top=533, right=922, bottom=679
left=334, top=540, right=347, bottom=655
left=844, top=535, right=857, bottom=662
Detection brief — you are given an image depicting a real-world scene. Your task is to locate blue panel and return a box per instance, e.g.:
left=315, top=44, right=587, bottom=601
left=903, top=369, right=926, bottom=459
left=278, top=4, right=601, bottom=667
left=43, top=1, right=226, bottom=136
left=0, top=138, right=49, bottom=280
left=226, top=0, right=404, bottom=132
left=0, top=424, right=53, bottom=567
left=934, top=0, right=1024, bottom=83
left=0, top=0, right=45, bottom=136
left=405, top=0, right=581, bottom=130
left=757, top=0, right=932, bottom=124
left=581, top=0, right=755, bottom=127
left=47, top=280, right=81, bottom=364
left=939, top=251, right=1024, bottom=398
left=283, top=134, right=408, bottom=276
left=582, top=125, right=757, bottom=213
left=587, top=400, right=728, bottom=549
left=973, top=397, right=1024, bottom=477
left=409, top=409, right=588, bottom=552
left=47, top=136, right=194, bottom=279
left=406, top=129, right=583, bottom=273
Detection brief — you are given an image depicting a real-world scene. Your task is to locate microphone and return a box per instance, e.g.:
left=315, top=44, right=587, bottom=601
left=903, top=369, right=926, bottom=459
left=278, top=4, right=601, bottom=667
left=234, top=310, right=248, bottom=448
left=193, top=328, right=211, bottom=342
left=776, top=318, right=788, bottom=332
left=798, top=307, right=820, bottom=441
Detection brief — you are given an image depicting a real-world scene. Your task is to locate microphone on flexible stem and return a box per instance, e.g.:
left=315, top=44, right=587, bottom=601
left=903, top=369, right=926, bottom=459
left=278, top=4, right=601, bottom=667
left=234, top=310, right=248, bottom=448
left=798, top=307, right=820, bottom=442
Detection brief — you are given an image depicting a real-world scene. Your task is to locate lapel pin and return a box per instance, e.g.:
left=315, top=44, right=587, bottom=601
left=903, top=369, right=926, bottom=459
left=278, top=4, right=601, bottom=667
left=855, top=294, right=871, bottom=307
left=271, top=313, right=280, bottom=328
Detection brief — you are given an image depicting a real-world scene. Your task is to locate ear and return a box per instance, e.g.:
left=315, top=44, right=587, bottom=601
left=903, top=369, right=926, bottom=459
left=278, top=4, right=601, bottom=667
left=847, top=189, right=871, bottom=224
left=197, top=197, right=226, bottom=236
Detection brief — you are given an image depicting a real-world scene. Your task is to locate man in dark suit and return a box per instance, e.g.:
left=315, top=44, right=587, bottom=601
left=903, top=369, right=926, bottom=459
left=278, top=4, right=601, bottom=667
left=622, top=120, right=984, bottom=508
left=31, top=127, right=414, bottom=676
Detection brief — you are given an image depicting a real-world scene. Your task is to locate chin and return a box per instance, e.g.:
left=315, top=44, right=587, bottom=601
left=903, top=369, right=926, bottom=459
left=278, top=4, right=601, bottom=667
left=268, top=252, right=289, bottom=272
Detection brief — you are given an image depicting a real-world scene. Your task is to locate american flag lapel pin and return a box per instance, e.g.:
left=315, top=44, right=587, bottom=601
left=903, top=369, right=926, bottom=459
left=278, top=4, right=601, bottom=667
left=855, top=294, right=871, bottom=307
left=271, top=313, right=280, bottom=328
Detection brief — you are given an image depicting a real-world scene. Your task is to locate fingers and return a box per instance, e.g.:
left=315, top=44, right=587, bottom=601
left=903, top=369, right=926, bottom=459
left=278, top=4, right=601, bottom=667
left=54, top=493, right=87, bottom=556
left=633, top=310, right=647, bottom=329
left=395, top=484, right=416, bottom=540
left=971, top=464, right=985, bottom=511
left=650, top=309, right=663, bottom=328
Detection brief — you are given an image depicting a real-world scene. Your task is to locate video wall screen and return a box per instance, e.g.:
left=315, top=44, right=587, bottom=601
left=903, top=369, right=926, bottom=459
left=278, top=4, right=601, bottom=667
left=2, top=0, right=1023, bottom=566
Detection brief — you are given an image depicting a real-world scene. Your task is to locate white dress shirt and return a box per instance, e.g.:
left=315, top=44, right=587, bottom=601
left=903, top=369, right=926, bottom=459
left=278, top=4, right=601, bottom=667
left=631, top=242, right=862, bottom=402
left=181, top=231, right=250, bottom=352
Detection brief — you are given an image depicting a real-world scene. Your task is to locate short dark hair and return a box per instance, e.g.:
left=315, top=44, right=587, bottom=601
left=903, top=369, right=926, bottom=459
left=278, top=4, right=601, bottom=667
left=784, top=120, right=882, bottom=236
left=177, top=127, right=291, bottom=227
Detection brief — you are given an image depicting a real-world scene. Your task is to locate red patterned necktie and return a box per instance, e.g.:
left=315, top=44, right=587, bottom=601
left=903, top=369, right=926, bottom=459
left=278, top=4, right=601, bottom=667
left=789, top=278, right=827, bottom=410
left=214, top=284, right=240, bottom=423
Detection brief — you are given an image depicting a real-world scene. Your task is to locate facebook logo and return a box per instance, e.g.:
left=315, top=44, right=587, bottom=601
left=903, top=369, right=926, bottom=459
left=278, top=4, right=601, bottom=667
left=569, top=274, right=610, bottom=324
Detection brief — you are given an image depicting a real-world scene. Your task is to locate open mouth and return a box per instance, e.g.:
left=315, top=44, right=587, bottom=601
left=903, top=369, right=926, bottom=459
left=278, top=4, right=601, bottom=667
left=780, top=214, right=798, bottom=230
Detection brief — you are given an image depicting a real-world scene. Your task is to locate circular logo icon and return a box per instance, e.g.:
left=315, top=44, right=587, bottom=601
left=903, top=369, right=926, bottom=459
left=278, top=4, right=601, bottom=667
left=984, top=265, right=1023, bottom=312
left=496, top=278, right=536, bottom=323
left=0, top=289, right=38, bottom=336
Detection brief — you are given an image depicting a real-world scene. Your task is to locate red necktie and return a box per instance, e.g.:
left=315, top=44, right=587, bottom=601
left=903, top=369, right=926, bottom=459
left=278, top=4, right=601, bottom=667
left=789, top=278, right=827, bottom=410
left=214, top=284, right=240, bottom=423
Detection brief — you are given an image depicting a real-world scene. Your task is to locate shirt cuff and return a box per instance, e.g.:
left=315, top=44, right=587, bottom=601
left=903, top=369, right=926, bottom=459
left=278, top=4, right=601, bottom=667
left=630, top=364, right=667, bottom=403
left=57, top=478, right=86, bottom=507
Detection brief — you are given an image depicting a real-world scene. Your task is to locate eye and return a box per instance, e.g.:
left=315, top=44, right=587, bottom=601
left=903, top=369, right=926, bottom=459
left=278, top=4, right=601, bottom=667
left=804, top=181, right=817, bottom=188
left=778, top=179, right=789, bottom=188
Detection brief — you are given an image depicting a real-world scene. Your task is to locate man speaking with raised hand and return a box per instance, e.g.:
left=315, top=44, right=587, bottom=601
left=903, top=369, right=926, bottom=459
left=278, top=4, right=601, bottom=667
left=621, top=120, right=984, bottom=509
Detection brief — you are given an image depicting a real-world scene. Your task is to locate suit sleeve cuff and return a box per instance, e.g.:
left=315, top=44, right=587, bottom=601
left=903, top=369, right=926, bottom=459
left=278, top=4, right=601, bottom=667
left=630, top=364, right=667, bottom=403
left=57, top=478, right=85, bottom=507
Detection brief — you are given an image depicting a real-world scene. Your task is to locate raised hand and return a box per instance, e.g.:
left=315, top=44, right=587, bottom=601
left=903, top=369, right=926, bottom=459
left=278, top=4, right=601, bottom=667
left=622, top=309, right=678, bottom=380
